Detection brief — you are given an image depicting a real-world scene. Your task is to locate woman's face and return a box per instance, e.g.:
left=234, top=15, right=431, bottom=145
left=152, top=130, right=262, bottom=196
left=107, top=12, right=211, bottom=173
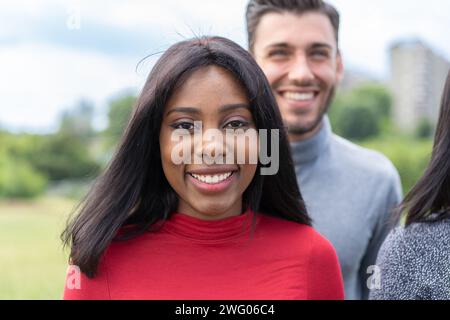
left=159, top=65, right=258, bottom=220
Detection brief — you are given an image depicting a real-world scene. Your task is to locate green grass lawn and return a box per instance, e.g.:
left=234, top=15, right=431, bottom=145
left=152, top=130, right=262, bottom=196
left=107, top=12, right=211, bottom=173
left=0, top=197, right=76, bottom=299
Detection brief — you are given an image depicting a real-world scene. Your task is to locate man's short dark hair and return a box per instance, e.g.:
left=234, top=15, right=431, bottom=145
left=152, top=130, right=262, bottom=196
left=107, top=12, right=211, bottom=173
left=246, top=0, right=340, bottom=51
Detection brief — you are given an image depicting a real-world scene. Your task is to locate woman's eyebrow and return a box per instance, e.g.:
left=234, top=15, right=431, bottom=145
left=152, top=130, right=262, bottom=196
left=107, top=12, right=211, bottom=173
left=166, top=107, right=200, bottom=116
left=166, top=104, right=250, bottom=116
left=219, top=103, right=251, bottom=113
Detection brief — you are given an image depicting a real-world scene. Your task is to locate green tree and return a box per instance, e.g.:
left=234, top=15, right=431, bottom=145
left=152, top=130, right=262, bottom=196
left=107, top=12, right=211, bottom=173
left=104, top=94, right=136, bottom=148
left=349, top=83, right=392, bottom=120
left=362, top=138, right=432, bottom=193
left=24, top=100, right=103, bottom=182
left=31, top=132, right=100, bottom=181
left=330, top=83, right=393, bottom=141
left=0, top=144, right=47, bottom=199
left=59, top=99, right=95, bottom=143
left=334, top=105, right=380, bottom=140
left=415, top=118, right=434, bottom=139
left=0, top=161, right=47, bottom=198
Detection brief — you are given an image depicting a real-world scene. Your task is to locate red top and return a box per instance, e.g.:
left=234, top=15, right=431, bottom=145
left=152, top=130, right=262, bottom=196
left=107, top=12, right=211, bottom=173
left=63, top=208, right=344, bottom=300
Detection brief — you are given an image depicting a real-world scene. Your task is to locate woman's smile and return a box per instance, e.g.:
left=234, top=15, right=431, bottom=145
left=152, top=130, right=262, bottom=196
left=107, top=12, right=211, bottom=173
left=186, top=166, right=239, bottom=194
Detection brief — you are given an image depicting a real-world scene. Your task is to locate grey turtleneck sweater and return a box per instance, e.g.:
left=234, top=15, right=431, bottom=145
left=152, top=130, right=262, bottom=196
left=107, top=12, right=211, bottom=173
left=290, top=116, right=402, bottom=300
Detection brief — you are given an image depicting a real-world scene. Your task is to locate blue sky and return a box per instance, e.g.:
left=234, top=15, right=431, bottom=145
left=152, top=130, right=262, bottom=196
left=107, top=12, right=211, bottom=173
left=1, top=0, right=449, bottom=133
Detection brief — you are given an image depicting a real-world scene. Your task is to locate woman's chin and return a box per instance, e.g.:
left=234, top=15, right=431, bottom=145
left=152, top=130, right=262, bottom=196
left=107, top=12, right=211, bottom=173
left=186, top=202, right=240, bottom=220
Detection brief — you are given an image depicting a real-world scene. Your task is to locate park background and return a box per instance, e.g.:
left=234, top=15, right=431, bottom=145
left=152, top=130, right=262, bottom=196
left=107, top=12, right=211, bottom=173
left=1, top=0, right=449, bottom=299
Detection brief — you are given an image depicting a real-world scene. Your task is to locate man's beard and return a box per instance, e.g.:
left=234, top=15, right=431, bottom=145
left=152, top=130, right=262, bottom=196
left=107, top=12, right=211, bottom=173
left=287, top=86, right=336, bottom=136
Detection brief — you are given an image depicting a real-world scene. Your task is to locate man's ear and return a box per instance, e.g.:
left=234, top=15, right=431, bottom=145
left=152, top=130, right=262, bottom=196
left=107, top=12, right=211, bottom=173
left=336, top=50, right=344, bottom=82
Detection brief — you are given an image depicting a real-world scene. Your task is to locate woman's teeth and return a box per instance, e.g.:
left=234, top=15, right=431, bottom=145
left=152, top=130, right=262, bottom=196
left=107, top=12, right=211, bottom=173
left=283, top=92, right=315, bottom=101
left=190, top=172, right=233, bottom=184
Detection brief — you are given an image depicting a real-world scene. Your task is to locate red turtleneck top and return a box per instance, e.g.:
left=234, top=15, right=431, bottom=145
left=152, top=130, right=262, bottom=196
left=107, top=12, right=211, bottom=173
left=63, top=209, right=344, bottom=300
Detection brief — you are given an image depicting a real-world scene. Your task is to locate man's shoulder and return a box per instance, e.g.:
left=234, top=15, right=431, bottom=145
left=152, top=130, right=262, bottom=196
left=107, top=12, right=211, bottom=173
left=329, top=134, right=399, bottom=180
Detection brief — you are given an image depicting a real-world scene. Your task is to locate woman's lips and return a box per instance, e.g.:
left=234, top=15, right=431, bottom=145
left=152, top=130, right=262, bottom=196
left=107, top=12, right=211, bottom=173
left=186, top=170, right=237, bottom=194
left=187, top=165, right=239, bottom=175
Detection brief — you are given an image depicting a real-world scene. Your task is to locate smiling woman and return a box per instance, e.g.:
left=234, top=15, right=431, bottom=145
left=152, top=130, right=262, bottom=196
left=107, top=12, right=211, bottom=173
left=61, top=36, right=344, bottom=300
left=160, top=65, right=258, bottom=221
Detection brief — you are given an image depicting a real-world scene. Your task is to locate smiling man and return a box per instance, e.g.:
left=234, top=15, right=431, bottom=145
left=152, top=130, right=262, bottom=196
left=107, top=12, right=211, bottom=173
left=246, top=0, right=402, bottom=299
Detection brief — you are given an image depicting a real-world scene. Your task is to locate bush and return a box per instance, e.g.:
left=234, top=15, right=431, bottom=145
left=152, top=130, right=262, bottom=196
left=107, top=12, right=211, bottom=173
left=330, top=83, right=392, bottom=141
left=0, top=155, right=48, bottom=199
left=32, top=133, right=101, bottom=181
left=333, top=105, right=380, bottom=140
left=104, top=94, right=136, bottom=149
left=348, top=83, right=392, bottom=119
left=362, top=138, right=432, bottom=194
left=415, top=118, right=434, bottom=139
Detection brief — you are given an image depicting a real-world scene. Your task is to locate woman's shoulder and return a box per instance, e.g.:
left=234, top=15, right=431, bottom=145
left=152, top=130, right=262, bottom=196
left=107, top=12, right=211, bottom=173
left=382, top=218, right=450, bottom=255
left=258, top=213, right=343, bottom=300
left=378, top=219, right=450, bottom=268
left=371, top=218, right=450, bottom=300
left=257, top=212, right=336, bottom=251
left=258, top=212, right=317, bottom=234
left=103, top=225, right=161, bottom=258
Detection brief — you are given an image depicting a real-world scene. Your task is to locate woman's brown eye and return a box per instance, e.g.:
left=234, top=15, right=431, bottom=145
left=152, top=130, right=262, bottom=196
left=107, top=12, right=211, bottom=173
left=225, top=120, right=249, bottom=129
left=170, top=122, right=195, bottom=130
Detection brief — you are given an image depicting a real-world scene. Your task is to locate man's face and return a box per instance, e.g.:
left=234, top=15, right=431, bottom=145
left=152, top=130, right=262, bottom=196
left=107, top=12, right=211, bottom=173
left=253, top=11, right=343, bottom=141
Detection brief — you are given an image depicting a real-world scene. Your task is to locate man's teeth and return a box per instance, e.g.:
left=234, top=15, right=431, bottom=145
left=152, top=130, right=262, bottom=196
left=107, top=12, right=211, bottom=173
left=283, top=92, right=315, bottom=101
left=190, top=172, right=233, bottom=184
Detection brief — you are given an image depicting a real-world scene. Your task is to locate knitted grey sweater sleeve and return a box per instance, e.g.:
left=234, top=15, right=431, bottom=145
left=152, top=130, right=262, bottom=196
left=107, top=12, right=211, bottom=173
left=369, top=219, right=450, bottom=300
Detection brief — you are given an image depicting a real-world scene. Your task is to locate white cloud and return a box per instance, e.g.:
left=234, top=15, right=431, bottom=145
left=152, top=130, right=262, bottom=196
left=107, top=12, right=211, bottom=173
left=0, top=43, right=147, bottom=132
left=329, top=0, right=450, bottom=77
left=0, top=0, right=449, bottom=132
left=77, top=0, right=248, bottom=45
left=0, top=0, right=60, bottom=16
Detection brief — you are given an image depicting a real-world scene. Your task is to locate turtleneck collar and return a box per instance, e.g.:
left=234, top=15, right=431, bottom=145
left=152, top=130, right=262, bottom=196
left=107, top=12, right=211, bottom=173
left=290, top=115, right=332, bottom=166
left=162, top=207, right=257, bottom=243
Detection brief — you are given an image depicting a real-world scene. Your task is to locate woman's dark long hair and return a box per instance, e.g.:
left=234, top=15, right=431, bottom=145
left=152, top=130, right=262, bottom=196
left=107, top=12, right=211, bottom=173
left=62, top=36, right=311, bottom=278
left=397, top=71, right=450, bottom=226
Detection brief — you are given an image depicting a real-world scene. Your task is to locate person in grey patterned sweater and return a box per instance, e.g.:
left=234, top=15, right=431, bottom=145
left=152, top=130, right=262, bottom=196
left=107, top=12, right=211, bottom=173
left=370, top=217, right=450, bottom=300
left=370, top=71, right=450, bottom=300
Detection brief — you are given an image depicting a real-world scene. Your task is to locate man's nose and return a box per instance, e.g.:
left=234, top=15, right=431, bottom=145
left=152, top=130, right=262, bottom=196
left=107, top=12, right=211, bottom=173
left=287, top=55, right=315, bottom=83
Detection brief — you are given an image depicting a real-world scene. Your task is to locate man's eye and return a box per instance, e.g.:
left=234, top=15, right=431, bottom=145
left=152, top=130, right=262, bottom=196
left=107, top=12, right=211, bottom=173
left=311, top=51, right=329, bottom=59
left=224, top=120, right=249, bottom=129
left=268, top=50, right=289, bottom=58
